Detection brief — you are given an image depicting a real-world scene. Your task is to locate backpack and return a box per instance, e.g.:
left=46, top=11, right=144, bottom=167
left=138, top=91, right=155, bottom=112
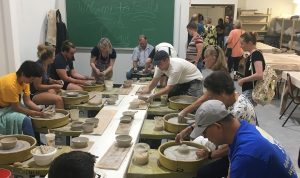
left=250, top=51, right=277, bottom=105
left=55, top=10, right=68, bottom=54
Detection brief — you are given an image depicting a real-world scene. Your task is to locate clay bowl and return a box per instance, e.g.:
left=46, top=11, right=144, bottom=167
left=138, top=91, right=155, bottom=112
left=66, top=91, right=79, bottom=97
left=139, top=78, right=147, bottom=82
left=122, top=111, right=137, bottom=118
left=138, top=95, right=150, bottom=101
left=70, top=121, right=83, bottom=131
left=106, top=98, right=117, bottom=105
left=0, top=137, right=18, bottom=150
left=82, top=123, right=94, bottom=133
left=71, top=137, right=89, bottom=148
left=31, top=146, right=57, bottom=166
left=120, top=116, right=132, bottom=123
left=85, top=118, right=99, bottom=128
left=129, top=101, right=140, bottom=109
left=123, top=80, right=133, bottom=88
left=116, top=135, right=132, bottom=148
left=88, top=98, right=102, bottom=105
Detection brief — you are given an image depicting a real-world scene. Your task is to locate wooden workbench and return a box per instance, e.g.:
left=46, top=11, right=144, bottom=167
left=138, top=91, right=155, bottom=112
left=140, top=119, right=176, bottom=140
left=126, top=149, right=198, bottom=178
left=264, top=53, right=300, bottom=71
left=147, top=102, right=177, bottom=117
left=2, top=146, right=71, bottom=176
left=257, top=42, right=278, bottom=53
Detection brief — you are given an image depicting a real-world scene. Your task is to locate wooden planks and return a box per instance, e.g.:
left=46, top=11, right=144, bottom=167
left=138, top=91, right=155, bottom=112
left=115, top=122, right=133, bottom=135
left=96, top=143, right=132, bottom=170
left=94, top=109, right=118, bottom=135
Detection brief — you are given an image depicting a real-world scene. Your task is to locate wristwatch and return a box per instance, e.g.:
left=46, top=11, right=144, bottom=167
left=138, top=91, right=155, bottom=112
left=188, top=123, right=194, bottom=130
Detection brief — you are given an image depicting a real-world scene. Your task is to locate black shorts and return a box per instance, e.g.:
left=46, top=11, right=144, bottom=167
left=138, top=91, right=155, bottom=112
left=62, top=81, right=70, bottom=90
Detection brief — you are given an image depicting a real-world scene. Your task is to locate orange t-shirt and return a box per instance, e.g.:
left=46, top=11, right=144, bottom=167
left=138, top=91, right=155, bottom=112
left=227, top=29, right=244, bottom=57
left=0, top=73, right=30, bottom=107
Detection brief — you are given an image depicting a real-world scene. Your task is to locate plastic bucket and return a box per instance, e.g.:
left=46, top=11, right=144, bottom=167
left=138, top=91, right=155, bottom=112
left=0, top=169, right=12, bottom=178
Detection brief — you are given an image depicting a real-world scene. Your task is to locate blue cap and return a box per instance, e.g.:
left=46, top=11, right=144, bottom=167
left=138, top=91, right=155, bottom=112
left=153, top=50, right=169, bottom=66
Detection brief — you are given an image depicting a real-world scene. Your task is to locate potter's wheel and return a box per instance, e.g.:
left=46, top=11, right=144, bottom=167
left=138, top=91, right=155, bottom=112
left=168, top=95, right=198, bottom=110
left=167, top=117, right=194, bottom=125
left=158, top=141, right=209, bottom=172
left=163, top=113, right=195, bottom=133
left=63, top=93, right=86, bottom=98
left=0, top=140, right=30, bottom=153
left=33, top=112, right=66, bottom=120
left=31, top=109, right=70, bottom=132
left=164, top=145, right=199, bottom=161
left=172, top=98, right=194, bottom=104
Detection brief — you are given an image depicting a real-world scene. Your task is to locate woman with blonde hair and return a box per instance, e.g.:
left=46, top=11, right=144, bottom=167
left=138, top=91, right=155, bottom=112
left=203, top=45, right=228, bottom=72
left=30, top=44, right=64, bottom=109
left=90, top=37, right=116, bottom=84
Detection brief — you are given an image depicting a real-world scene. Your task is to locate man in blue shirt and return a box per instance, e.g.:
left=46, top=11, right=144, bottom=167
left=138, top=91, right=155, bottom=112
left=191, top=100, right=297, bottom=178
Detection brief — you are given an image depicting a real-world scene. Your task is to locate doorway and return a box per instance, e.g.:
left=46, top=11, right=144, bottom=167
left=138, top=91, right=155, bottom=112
left=189, top=5, right=235, bottom=25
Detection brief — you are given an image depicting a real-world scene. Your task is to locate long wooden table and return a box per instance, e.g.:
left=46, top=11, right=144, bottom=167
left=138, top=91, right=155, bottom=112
left=264, top=53, right=300, bottom=72
left=140, top=119, right=176, bottom=140
left=2, top=146, right=71, bottom=176
left=257, top=42, right=278, bottom=53
left=127, top=149, right=199, bottom=178
left=147, top=102, right=176, bottom=117
left=279, top=71, right=300, bottom=114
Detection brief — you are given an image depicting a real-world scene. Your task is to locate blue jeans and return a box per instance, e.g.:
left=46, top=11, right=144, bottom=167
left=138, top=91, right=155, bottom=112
left=126, top=66, right=144, bottom=79
left=242, top=89, right=257, bottom=106
left=22, top=116, right=35, bottom=137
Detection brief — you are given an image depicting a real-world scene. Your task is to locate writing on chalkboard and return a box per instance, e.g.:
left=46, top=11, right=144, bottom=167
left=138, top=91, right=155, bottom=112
left=66, top=0, right=174, bottom=48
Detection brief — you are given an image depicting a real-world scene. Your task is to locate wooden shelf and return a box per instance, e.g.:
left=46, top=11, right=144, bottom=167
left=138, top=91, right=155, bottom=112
left=238, top=8, right=271, bottom=40
left=240, top=14, right=270, bottom=17
left=253, top=30, right=268, bottom=33
left=241, top=22, right=268, bottom=25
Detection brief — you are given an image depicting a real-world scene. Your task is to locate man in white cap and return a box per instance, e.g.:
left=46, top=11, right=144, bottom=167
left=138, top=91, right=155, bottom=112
left=143, top=42, right=177, bottom=73
left=191, top=100, right=297, bottom=178
left=140, top=50, right=203, bottom=101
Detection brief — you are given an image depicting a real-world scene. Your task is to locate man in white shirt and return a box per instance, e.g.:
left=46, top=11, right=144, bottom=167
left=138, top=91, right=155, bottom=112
left=126, top=35, right=154, bottom=79
left=140, top=50, right=203, bottom=100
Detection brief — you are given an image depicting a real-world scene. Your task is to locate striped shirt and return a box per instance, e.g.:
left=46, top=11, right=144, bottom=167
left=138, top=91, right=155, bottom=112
left=186, top=35, right=203, bottom=63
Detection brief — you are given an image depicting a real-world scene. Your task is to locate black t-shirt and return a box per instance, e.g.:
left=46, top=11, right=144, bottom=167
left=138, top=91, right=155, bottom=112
left=242, top=50, right=266, bottom=91
left=216, top=24, right=225, bottom=36
left=30, top=59, right=50, bottom=94
left=49, top=53, right=74, bottom=80
left=91, top=46, right=116, bottom=65
left=148, top=48, right=155, bottom=60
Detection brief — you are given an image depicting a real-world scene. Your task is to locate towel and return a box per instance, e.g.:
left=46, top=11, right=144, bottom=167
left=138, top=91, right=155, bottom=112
left=0, top=107, right=25, bottom=135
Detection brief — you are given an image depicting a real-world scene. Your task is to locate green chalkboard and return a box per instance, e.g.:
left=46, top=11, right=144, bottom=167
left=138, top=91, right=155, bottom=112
left=66, top=0, right=174, bottom=48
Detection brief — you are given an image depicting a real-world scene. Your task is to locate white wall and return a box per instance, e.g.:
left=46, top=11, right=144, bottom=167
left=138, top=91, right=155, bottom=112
left=15, top=0, right=57, bottom=63
left=1, top=0, right=297, bottom=82
left=238, top=0, right=295, bottom=18
left=191, top=0, right=238, bottom=19
left=0, top=0, right=21, bottom=74
left=0, top=0, right=8, bottom=75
